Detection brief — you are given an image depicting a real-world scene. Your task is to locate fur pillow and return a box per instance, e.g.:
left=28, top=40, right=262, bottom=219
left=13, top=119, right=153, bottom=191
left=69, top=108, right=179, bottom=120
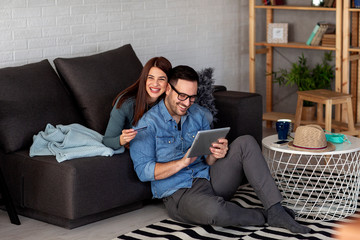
left=196, top=68, right=218, bottom=122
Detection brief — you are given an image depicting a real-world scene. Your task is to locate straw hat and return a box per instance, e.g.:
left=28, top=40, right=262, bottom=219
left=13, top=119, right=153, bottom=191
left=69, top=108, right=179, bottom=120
left=288, top=125, right=335, bottom=152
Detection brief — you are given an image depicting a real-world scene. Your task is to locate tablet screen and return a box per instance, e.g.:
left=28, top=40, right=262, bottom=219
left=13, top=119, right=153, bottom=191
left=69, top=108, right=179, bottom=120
left=187, top=127, right=230, bottom=158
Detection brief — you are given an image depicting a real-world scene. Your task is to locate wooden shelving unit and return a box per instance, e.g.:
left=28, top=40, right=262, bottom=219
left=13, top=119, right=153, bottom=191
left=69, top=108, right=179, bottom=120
left=249, top=0, right=343, bottom=126
left=254, top=42, right=336, bottom=50
left=343, top=1, right=360, bottom=124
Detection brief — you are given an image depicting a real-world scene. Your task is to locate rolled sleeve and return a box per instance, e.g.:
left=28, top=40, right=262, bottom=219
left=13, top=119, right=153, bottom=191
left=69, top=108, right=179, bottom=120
left=135, top=160, right=156, bottom=182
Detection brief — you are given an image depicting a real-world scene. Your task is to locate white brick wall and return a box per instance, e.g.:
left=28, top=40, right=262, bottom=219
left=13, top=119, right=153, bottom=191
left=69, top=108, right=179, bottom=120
left=0, top=0, right=248, bottom=91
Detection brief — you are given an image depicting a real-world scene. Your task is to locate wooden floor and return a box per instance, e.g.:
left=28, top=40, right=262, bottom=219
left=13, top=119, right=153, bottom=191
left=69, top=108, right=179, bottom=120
left=0, top=202, right=167, bottom=240
left=0, top=127, right=277, bottom=240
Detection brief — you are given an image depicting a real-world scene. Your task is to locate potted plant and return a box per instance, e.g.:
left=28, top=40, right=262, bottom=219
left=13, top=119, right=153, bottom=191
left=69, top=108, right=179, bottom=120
left=273, top=51, right=334, bottom=120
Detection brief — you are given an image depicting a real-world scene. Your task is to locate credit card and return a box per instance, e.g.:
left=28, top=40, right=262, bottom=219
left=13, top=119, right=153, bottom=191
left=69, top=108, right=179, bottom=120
left=134, top=126, right=147, bottom=132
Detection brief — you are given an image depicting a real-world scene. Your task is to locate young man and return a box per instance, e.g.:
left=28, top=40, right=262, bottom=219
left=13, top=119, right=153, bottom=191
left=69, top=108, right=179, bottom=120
left=130, top=65, right=310, bottom=234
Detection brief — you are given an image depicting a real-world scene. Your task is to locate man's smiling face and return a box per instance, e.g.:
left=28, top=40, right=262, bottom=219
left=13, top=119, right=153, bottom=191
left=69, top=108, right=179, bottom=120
left=164, top=79, right=198, bottom=122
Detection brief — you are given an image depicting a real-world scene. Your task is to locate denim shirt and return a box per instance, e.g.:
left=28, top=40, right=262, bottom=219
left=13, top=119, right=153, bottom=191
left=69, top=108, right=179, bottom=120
left=130, top=100, right=211, bottom=199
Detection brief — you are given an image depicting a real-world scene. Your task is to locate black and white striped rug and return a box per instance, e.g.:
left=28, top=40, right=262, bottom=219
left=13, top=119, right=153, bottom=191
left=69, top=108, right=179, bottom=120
left=114, top=183, right=360, bottom=240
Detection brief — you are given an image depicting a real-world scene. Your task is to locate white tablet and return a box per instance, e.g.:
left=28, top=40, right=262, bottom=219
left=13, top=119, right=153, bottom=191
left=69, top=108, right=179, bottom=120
left=187, top=127, right=230, bottom=158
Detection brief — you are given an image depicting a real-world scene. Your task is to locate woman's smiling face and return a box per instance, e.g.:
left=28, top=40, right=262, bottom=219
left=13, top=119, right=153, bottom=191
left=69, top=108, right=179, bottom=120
left=146, top=67, right=168, bottom=103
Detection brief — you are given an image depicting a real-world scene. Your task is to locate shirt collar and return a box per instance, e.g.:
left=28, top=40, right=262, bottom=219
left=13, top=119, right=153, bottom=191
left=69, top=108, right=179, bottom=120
left=158, top=100, right=174, bottom=122
left=158, top=99, right=189, bottom=123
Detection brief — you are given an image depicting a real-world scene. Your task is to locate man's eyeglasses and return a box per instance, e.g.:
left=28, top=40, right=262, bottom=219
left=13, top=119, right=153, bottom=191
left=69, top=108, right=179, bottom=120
left=169, top=83, right=197, bottom=103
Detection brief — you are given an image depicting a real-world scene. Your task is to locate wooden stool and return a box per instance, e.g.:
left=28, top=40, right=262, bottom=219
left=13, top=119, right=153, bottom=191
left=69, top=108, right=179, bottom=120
left=294, top=89, right=359, bottom=136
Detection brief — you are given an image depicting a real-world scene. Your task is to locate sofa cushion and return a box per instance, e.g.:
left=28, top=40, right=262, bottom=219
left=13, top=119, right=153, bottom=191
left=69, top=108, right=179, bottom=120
left=54, top=44, right=143, bottom=134
left=0, top=60, right=83, bottom=153
left=0, top=149, right=151, bottom=228
left=213, top=91, right=262, bottom=146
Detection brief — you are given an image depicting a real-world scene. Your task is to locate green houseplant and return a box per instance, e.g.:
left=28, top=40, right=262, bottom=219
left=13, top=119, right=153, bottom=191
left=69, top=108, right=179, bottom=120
left=273, top=51, right=334, bottom=103
left=272, top=51, right=335, bottom=120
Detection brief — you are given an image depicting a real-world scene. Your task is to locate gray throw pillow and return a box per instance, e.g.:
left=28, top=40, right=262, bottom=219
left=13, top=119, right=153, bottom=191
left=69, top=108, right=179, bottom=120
left=0, top=60, right=83, bottom=153
left=54, top=44, right=143, bottom=134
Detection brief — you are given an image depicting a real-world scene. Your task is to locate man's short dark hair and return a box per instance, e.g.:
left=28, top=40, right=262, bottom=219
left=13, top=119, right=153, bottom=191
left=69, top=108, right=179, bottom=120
left=169, top=65, right=199, bottom=85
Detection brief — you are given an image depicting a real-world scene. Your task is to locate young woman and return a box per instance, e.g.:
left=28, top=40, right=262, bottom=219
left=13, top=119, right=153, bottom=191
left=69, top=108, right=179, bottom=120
left=103, top=57, right=172, bottom=151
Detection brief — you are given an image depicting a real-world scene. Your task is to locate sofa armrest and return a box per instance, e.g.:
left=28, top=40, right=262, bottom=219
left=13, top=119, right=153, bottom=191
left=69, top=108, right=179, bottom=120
left=213, top=90, right=263, bottom=146
left=213, top=85, right=227, bottom=92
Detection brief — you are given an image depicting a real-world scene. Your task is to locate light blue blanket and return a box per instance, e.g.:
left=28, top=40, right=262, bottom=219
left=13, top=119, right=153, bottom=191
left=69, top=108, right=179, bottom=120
left=30, top=123, right=120, bottom=162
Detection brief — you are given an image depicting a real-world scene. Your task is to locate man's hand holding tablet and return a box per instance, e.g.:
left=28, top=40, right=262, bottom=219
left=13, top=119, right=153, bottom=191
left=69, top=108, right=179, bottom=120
left=186, top=127, right=230, bottom=158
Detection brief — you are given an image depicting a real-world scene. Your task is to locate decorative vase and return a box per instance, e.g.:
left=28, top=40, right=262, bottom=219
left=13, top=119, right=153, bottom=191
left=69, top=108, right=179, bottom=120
left=301, top=105, right=316, bottom=121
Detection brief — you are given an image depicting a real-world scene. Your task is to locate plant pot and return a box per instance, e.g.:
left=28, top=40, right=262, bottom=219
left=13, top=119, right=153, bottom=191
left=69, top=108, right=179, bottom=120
left=301, top=105, right=316, bottom=121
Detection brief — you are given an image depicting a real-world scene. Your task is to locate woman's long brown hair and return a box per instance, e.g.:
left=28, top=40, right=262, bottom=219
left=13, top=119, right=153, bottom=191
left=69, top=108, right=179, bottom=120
left=112, top=56, right=172, bottom=125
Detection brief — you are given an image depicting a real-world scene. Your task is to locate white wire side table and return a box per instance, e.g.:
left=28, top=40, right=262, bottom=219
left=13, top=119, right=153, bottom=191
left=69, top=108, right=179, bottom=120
left=262, top=134, right=360, bottom=221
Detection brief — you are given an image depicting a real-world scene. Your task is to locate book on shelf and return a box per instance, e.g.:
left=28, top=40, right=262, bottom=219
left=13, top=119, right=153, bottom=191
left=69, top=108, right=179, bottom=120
left=322, top=33, right=336, bottom=40
left=323, top=0, right=335, bottom=7
left=263, top=0, right=285, bottom=5
left=306, top=22, right=335, bottom=46
left=324, top=23, right=336, bottom=34
left=311, top=24, right=327, bottom=46
left=316, top=23, right=335, bottom=46
left=271, top=0, right=285, bottom=5
left=321, top=34, right=336, bottom=47
left=352, top=0, right=360, bottom=8
left=306, top=23, right=320, bottom=45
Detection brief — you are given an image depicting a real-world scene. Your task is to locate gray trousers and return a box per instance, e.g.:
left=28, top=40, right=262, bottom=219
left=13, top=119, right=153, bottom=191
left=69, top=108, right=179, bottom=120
left=162, top=135, right=283, bottom=226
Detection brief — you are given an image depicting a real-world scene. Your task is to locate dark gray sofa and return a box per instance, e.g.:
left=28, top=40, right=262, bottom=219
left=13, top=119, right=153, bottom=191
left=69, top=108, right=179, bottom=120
left=0, top=44, right=262, bottom=229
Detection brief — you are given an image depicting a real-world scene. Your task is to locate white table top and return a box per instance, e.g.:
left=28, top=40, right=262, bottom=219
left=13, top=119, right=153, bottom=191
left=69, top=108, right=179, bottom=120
left=262, top=134, right=360, bottom=155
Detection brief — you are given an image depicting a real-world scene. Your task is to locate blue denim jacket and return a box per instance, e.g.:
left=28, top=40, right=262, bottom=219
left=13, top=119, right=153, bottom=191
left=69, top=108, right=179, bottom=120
left=130, top=100, right=211, bottom=199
